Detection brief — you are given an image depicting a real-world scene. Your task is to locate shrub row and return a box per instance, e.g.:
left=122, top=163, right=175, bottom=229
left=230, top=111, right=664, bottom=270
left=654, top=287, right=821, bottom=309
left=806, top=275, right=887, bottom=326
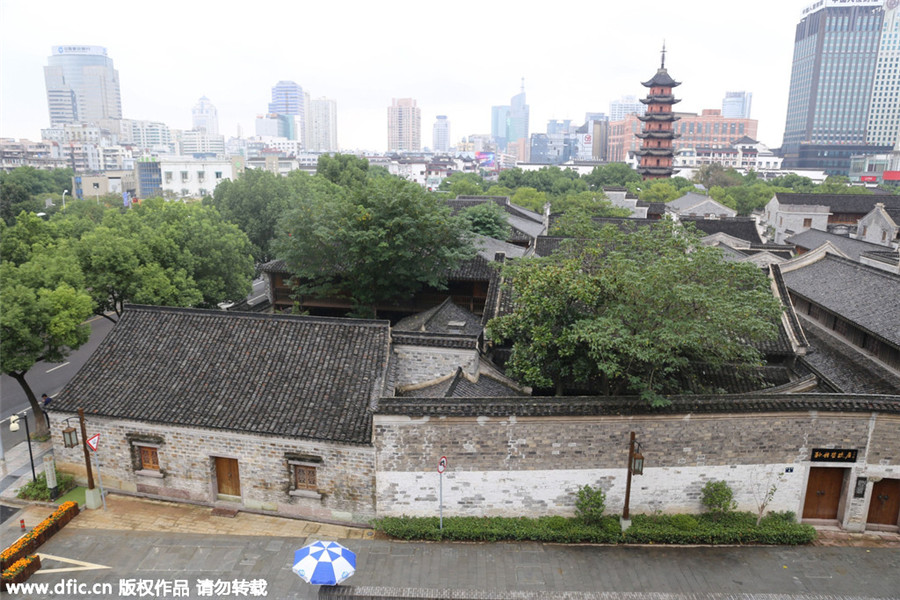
left=1, top=555, right=42, bottom=592
left=372, top=511, right=816, bottom=546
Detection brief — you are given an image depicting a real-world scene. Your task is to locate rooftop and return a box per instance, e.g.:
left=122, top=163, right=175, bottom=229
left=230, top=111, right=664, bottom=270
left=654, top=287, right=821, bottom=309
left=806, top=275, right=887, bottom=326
left=52, top=305, right=391, bottom=445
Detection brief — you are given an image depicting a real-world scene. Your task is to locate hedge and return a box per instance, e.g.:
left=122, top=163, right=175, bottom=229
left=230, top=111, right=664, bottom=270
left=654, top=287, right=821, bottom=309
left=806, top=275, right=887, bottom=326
left=372, top=511, right=816, bottom=546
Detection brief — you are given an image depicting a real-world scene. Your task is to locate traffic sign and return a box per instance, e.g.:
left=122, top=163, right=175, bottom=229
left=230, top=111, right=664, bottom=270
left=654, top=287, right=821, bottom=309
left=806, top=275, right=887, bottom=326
left=86, top=433, right=100, bottom=452
left=437, top=456, right=447, bottom=474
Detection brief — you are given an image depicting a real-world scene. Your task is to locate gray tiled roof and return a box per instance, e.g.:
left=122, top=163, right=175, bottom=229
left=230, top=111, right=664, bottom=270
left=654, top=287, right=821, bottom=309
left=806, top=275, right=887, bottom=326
left=473, top=235, right=527, bottom=261
left=397, top=367, right=527, bottom=398
left=785, top=229, right=888, bottom=262
left=680, top=217, right=763, bottom=244
left=782, top=255, right=900, bottom=346
left=774, top=193, right=900, bottom=213
left=52, top=305, right=390, bottom=445
left=394, top=297, right=483, bottom=335
left=799, top=318, right=900, bottom=394
left=377, top=393, right=900, bottom=418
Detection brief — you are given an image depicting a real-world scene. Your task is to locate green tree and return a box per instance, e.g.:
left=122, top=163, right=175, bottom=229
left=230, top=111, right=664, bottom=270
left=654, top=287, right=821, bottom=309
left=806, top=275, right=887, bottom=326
left=693, top=164, right=744, bottom=189
left=510, top=187, right=548, bottom=212
left=1, top=259, right=92, bottom=436
left=439, top=172, right=486, bottom=196
left=316, top=153, right=371, bottom=188
left=206, top=168, right=297, bottom=263
left=461, top=201, right=511, bottom=239
left=275, top=177, right=475, bottom=317
left=640, top=181, right=682, bottom=203
left=814, top=175, right=871, bottom=195
left=488, top=220, right=781, bottom=402
left=583, top=163, right=641, bottom=189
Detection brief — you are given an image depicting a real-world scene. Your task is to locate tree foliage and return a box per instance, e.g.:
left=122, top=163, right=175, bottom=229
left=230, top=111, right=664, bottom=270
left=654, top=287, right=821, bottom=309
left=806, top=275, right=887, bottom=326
left=316, top=153, right=371, bottom=188
left=488, top=220, right=782, bottom=402
left=460, top=201, right=511, bottom=240
left=275, top=177, right=475, bottom=316
left=583, top=163, right=642, bottom=189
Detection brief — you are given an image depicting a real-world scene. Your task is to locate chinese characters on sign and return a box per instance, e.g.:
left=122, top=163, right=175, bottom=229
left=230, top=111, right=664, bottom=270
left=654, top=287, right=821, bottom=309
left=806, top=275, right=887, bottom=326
left=810, top=448, right=858, bottom=463
left=117, top=578, right=268, bottom=597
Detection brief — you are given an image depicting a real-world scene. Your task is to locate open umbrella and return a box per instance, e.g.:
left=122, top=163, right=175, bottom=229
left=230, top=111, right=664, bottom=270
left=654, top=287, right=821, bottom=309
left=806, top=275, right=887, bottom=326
left=292, top=540, right=356, bottom=586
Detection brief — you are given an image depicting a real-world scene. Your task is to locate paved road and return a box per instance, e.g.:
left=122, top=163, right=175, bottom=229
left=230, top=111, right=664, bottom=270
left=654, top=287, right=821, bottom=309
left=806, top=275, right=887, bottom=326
left=0, top=316, right=115, bottom=454
left=4, top=527, right=898, bottom=600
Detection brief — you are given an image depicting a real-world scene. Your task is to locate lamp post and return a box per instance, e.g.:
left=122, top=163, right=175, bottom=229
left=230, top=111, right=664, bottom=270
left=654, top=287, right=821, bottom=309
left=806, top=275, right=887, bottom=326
left=9, top=412, right=37, bottom=482
left=622, top=431, right=645, bottom=522
left=61, top=189, right=68, bottom=209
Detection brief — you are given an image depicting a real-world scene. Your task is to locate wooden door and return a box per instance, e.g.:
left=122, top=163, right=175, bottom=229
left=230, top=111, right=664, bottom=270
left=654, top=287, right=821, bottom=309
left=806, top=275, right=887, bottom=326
left=215, top=457, right=241, bottom=498
left=867, top=479, right=900, bottom=526
left=803, top=467, right=844, bottom=520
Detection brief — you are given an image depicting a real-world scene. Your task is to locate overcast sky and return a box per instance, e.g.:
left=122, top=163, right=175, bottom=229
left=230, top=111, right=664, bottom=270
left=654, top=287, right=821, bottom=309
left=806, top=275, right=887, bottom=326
left=1, top=0, right=812, bottom=153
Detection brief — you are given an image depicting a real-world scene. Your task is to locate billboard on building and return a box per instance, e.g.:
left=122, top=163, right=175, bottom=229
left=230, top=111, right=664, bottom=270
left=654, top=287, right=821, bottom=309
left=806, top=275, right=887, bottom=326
left=883, top=171, right=900, bottom=181
left=476, top=152, right=496, bottom=169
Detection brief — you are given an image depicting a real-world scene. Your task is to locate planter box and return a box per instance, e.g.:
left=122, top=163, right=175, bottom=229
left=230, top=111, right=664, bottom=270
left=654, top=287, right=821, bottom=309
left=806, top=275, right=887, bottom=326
left=0, top=502, right=79, bottom=570
left=1, top=555, right=42, bottom=592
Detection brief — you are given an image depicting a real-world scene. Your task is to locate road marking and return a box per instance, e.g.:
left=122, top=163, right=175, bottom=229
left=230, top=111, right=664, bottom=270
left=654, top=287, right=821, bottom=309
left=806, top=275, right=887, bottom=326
left=35, top=553, right=111, bottom=573
left=45, top=362, right=70, bottom=373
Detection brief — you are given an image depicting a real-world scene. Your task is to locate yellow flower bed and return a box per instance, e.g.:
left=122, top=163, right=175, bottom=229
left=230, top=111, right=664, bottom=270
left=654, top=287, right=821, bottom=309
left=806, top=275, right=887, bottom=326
left=0, top=502, right=78, bottom=570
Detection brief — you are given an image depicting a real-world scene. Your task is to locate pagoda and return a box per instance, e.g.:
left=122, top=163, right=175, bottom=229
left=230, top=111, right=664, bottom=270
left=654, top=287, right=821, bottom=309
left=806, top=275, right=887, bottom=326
left=635, top=45, right=681, bottom=179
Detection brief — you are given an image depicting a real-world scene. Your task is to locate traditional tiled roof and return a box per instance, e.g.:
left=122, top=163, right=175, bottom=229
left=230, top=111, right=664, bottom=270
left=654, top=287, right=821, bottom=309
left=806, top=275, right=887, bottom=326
left=785, top=229, right=889, bottom=262
left=667, top=192, right=728, bottom=213
left=680, top=217, right=763, bottom=244
left=798, top=318, right=900, bottom=395
left=449, top=254, right=500, bottom=281
left=781, top=254, right=900, bottom=346
left=641, top=68, right=680, bottom=88
left=394, top=297, right=483, bottom=336
left=51, top=305, right=391, bottom=445
left=473, top=235, right=527, bottom=261
left=773, top=193, right=900, bottom=213
left=260, top=259, right=288, bottom=274
left=377, top=393, right=900, bottom=418
left=397, top=366, right=527, bottom=398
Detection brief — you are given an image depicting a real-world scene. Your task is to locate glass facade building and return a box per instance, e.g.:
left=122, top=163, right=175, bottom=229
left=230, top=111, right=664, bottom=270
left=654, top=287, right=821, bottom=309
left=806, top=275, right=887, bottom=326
left=781, top=1, right=884, bottom=161
left=44, top=45, right=122, bottom=125
left=867, top=1, right=900, bottom=147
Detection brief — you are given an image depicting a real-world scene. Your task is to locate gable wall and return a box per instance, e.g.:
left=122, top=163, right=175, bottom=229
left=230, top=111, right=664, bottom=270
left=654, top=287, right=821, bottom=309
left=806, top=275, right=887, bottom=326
left=374, top=411, right=900, bottom=531
left=49, top=413, right=376, bottom=523
left=391, top=344, right=479, bottom=388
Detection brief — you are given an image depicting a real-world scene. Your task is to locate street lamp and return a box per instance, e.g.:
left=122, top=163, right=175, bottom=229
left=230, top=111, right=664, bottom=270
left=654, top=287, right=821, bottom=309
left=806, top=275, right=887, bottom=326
left=9, top=412, right=37, bottom=482
left=61, top=189, right=68, bottom=209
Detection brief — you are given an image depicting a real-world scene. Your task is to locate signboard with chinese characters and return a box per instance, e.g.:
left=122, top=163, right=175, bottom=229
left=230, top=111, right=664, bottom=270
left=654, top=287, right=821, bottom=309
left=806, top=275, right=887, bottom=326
left=811, top=448, right=858, bottom=462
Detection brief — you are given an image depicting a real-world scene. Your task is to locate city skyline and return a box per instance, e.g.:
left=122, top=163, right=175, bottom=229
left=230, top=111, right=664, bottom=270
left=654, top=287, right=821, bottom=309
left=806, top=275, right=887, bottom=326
left=1, top=0, right=842, bottom=153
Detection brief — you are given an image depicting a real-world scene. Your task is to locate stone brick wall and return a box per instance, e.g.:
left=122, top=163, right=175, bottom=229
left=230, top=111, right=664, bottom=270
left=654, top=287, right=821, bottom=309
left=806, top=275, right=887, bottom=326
left=391, top=345, right=478, bottom=389
left=49, top=413, right=376, bottom=523
left=374, top=411, right=899, bottom=530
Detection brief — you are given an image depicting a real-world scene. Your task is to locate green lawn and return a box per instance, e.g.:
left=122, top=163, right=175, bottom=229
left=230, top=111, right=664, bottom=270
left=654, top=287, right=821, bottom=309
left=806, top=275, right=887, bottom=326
left=55, top=486, right=86, bottom=507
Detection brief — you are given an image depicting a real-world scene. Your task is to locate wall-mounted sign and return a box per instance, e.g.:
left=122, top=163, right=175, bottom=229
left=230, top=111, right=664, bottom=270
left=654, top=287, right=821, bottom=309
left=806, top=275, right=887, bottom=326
left=854, top=477, right=868, bottom=498
left=811, top=448, right=857, bottom=462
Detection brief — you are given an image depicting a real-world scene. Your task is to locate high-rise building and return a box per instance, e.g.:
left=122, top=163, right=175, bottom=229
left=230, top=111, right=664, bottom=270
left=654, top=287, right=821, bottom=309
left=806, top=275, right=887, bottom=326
left=306, top=97, right=338, bottom=152
left=491, top=80, right=530, bottom=153
left=490, top=105, right=510, bottom=150
left=269, top=81, right=306, bottom=145
left=192, top=96, right=219, bottom=136
left=781, top=0, right=887, bottom=172
left=635, top=48, right=681, bottom=180
left=609, top=95, right=646, bottom=122
left=867, top=0, right=900, bottom=147
left=433, top=115, right=450, bottom=153
left=387, top=98, right=421, bottom=152
left=44, top=45, right=122, bottom=125
left=508, top=79, right=530, bottom=148
left=721, top=91, right=752, bottom=119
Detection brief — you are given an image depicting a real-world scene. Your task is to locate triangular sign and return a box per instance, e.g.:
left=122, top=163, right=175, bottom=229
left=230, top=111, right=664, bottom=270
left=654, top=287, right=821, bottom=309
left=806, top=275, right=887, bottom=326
left=86, top=433, right=100, bottom=452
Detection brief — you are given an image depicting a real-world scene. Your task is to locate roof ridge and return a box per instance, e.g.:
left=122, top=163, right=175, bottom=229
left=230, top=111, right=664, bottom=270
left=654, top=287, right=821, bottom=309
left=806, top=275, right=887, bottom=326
left=123, top=304, right=391, bottom=327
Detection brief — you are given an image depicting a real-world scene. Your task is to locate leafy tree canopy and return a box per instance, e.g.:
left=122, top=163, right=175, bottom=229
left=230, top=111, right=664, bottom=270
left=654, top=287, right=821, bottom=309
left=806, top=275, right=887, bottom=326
left=438, top=172, right=486, bottom=196
left=461, top=201, right=511, bottom=240
left=488, top=219, right=782, bottom=403
left=275, top=177, right=476, bottom=317
left=583, top=163, right=642, bottom=189
left=316, top=153, right=371, bottom=188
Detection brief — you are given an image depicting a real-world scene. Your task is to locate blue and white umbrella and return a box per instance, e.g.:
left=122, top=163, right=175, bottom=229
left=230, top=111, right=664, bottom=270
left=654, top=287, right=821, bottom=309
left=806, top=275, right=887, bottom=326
left=292, top=540, right=357, bottom=586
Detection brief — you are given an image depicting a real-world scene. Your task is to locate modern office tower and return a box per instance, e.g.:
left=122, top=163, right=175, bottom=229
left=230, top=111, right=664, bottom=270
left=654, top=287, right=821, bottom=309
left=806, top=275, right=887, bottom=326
left=44, top=45, right=122, bottom=125
left=387, top=98, right=421, bottom=152
left=491, top=105, right=510, bottom=150
left=433, top=115, right=451, bottom=152
left=781, top=0, right=887, bottom=172
left=306, top=97, right=338, bottom=152
left=269, top=81, right=306, bottom=144
left=255, top=113, right=296, bottom=139
left=192, top=96, right=219, bottom=135
left=721, top=91, right=753, bottom=119
left=508, top=79, right=530, bottom=148
left=609, top=95, right=646, bottom=121
left=867, top=0, right=900, bottom=147
left=635, top=48, right=681, bottom=180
